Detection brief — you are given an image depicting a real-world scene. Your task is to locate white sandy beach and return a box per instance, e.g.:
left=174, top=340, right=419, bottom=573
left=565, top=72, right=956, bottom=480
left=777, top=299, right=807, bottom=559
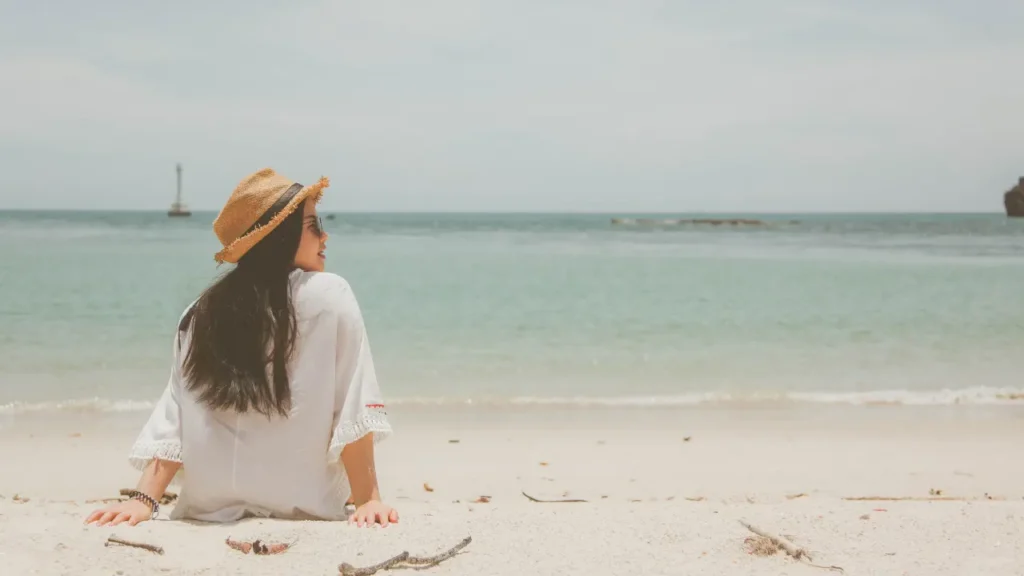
left=1, top=405, right=1022, bottom=575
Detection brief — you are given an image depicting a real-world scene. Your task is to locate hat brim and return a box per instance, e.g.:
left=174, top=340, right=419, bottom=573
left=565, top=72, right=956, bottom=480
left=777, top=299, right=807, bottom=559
left=214, top=177, right=329, bottom=264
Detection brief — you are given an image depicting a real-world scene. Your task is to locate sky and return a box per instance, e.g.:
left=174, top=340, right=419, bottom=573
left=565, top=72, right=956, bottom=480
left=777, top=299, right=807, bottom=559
left=1, top=0, right=1022, bottom=213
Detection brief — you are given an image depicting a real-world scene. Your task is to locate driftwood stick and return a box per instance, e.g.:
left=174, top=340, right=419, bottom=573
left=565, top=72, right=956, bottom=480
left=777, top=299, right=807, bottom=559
left=521, top=491, right=588, bottom=503
left=404, top=536, right=473, bottom=566
left=105, top=536, right=165, bottom=555
left=843, top=496, right=1001, bottom=502
left=739, top=521, right=844, bottom=573
left=339, top=552, right=410, bottom=576
left=338, top=536, right=472, bottom=575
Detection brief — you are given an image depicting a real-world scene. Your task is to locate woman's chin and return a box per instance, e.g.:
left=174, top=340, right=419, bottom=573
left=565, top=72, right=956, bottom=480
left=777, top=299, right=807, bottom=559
left=295, top=261, right=325, bottom=273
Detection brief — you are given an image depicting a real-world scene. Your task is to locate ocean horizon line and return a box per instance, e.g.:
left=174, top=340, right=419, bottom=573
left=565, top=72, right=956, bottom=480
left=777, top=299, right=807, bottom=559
left=0, top=208, right=1010, bottom=217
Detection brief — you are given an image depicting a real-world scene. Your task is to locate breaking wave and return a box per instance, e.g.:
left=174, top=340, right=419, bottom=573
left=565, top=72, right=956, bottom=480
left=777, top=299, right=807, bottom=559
left=2, top=387, right=1023, bottom=415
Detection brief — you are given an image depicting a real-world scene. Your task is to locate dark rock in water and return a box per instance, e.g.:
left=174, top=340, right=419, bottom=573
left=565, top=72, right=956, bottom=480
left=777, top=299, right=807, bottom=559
left=1005, top=177, right=1024, bottom=217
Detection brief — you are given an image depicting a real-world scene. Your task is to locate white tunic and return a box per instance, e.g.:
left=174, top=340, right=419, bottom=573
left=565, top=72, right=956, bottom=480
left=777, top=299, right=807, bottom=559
left=128, top=270, right=392, bottom=523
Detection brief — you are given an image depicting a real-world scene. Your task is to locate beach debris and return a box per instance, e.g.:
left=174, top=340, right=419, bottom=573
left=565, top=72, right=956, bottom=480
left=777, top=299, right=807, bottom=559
left=226, top=538, right=253, bottom=554
left=226, top=537, right=295, bottom=555
left=423, top=482, right=434, bottom=492
left=12, top=494, right=29, bottom=504
left=539, top=462, right=549, bottom=466
left=683, top=436, right=692, bottom=442
left=521, top=491, right=587, bottom=503
left=338, top=536, right=471, bottom=576
left=843, top=495, right=1002, bottom=502
left=105, top=536, right=164, bottom=555
left=473, top=496, right=491, bottom=503
left=929, top=488, right=943, bottom=496
left=859, top=514, right=870, bottom=520
left=685, top=497, right=706, bottom=502
left=745, top=533, right=782, bottom=556
left=340, top=552, right=409, bottom=576
left=786, top=493, right=808, bottom=500
left=448, top=439, right=460, bottom=444
left=739, top=521, right=843, bottom=573
left=70, top=432, right=82, bottom=438
left=85, top=496, right=123, bottom=504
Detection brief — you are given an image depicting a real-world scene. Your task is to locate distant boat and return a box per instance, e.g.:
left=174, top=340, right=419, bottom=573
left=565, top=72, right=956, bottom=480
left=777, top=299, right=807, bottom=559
left=168, top=162, right=191, bottom=217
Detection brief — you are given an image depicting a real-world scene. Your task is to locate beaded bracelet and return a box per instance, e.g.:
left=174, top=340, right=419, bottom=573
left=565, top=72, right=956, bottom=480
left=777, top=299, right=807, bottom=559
left=124, top=490, right=160, bottom=518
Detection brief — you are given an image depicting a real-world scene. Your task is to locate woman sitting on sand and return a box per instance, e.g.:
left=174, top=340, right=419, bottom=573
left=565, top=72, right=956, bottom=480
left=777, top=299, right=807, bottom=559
left=86, top=168, right=397, bottom=527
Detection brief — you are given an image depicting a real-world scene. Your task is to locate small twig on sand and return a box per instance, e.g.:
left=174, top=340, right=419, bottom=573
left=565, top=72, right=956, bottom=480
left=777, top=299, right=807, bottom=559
left=85, top=497, right=124, bottom=504
left=405, top=536, right=473, bottom=566
left=843, top=496, right=1003, bottom=502
left=521, top=491, right=588, bottom=503
left=338, top=536, right=471, bottom=575
left=739, top=521, right=843, bottom=573
left=340, top=552, right=410, bottom=576
left=105, top=536, right=164, bottom=555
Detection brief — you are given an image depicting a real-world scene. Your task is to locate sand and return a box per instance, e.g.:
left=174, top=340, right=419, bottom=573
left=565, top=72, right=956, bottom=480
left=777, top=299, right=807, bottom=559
left=1, top=404, right=1022, bottom=575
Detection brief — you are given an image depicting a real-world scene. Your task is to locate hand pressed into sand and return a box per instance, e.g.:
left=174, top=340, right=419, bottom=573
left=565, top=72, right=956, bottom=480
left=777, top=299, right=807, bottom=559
left=85, top=459, right=180, bottom=527
left=85, top=499, right=153, bottom=527
left=349, top=500, right=399, bottom=527
left=341, top=432, right=398, bottom=528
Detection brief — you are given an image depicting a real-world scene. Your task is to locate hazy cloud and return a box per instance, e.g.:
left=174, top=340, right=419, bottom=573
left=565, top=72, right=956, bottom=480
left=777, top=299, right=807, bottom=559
left=1, top=0, right=1022, bottom=212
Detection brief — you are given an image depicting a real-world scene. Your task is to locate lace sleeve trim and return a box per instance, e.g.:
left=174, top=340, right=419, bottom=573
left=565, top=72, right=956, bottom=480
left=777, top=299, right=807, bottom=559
left=128, top=440, right=183, bottom=471
left=326, top=409, right=392, bottom=463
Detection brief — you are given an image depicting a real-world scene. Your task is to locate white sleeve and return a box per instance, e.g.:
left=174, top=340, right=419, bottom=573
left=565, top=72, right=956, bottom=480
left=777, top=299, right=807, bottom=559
left=325, top=281, right=392, bottom=463
left=128, top=325, right=185, bottom=477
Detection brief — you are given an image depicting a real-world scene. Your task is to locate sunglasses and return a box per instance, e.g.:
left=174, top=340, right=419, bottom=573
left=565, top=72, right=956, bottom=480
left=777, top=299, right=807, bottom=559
left=305, top=215, right=325, bottom=238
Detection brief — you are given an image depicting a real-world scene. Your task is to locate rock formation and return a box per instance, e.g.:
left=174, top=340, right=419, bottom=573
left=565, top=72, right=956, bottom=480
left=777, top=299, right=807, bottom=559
left=1006, top=177, right=1024, bottom=217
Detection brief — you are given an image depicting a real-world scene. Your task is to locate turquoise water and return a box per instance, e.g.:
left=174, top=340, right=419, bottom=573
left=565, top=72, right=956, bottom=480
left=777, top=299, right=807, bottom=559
left=1, top=210, right=1023, bottom=410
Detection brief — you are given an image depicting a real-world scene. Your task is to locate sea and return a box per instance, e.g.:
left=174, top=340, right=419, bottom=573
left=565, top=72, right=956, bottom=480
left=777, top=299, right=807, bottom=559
left=1, top=210, right=1023, bottom=414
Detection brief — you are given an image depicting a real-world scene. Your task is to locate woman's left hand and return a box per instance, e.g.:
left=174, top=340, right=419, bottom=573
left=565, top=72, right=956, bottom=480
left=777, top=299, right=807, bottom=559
left=349, top=500, right=399, bottom=527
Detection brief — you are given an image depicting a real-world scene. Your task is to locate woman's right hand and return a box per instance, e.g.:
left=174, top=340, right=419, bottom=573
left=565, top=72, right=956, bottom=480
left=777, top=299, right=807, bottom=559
left=85, top=499, right=153, bottom=527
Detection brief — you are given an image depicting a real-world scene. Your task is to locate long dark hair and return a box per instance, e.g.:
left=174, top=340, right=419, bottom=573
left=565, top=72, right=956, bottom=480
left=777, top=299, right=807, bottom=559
left=179, top=200, right=306, bottom=418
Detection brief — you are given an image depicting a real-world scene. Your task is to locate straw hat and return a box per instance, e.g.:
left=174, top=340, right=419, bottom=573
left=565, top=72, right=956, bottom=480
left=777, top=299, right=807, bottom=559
left=212, top=168, right=329, bottom=263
